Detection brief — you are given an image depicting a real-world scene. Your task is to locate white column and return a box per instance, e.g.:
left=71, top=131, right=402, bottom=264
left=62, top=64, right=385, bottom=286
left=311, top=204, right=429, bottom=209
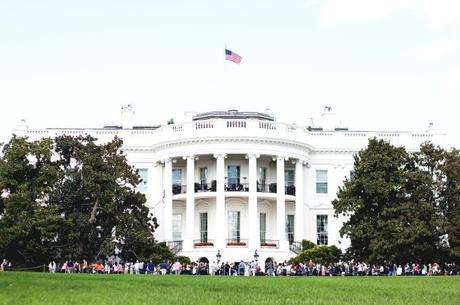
left=163, top=158, right=173, bottom=242
left=214, top=153, right=226, bottom=249
left=185, top=155, right=195, bottom=250
left=247, top=153, right=259, bottom=249
left=276, top=156, right=287, bottom=248
left=295, top=159, right=304, bottom=243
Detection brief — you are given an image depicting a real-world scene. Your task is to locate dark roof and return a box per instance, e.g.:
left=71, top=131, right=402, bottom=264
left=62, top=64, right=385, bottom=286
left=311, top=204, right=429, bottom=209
left=193, top=110, right=274, bottom=121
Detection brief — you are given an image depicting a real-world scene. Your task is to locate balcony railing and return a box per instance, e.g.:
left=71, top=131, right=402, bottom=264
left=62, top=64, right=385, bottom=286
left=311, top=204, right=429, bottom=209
left=285, top=185, right=296, bottom=196
left=193, top=239, right=215, bottom=248
left=172, top=184, right=187, bottom=195
left=226, top=238, right=248, bottom=247
left=173, top=182, right=295, bottom=195
left=225, top=182, right=249, bottom=192
left=194, top=181, right=216, bottom=192
left=257, top=183, right=296, bottom=195
left=257, top=183, right=277, bottom=193
left=260, top=239, right=279, bottom=248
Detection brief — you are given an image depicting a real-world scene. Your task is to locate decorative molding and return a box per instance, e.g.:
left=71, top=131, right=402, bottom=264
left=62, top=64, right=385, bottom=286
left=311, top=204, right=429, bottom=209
left=273, top=155, right=289, bottom=162
left=213, top=153, right=227, bottom=159
left=182, top=155, right=199, bottom=161
left=309, top=202, right=334, bottom=210
left=245, top=153, right=260, bottom=159
left=160, top=158, right=172, bottom=164
left=150, top=137, right=315, bottom=153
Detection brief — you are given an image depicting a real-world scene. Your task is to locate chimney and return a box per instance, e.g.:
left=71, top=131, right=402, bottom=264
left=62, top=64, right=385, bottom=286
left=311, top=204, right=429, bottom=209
left=121, top=104, right=134, bottom=129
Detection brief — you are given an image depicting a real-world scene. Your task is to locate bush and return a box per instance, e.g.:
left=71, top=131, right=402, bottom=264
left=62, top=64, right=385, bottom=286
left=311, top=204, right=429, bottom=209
left=175, top=256, right=191, bottom=265
left=301, top=240, right=316, bottom=251
left=289, top=245, right=342, bottom=265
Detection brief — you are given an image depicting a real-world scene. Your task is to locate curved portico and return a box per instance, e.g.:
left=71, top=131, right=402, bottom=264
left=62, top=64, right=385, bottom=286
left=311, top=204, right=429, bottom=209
left=159, top=149, right=309, bottom=263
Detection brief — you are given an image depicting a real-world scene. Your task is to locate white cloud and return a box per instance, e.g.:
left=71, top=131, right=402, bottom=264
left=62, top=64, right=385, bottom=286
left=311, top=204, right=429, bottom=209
left=444, top=68, right=460, bottom=93
left=413, top=40, right=460, bottom=59
left=320, top=0, right=416, bottom=25
left=319, top=0, right=460, bottom=27
left=422, top=0, right=460, bottom=28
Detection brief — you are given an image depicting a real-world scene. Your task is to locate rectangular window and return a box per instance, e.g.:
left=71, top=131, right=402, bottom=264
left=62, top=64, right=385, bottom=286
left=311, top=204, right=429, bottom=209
left=259, top=167, right=267, bottom=184
left=316, top=215, right=328, bottom=245
left=316, top=170, right=328, bottom=194
left=260, top=213, right=267, bottom=242
left=285, top=170, right=295, bottom=186
left=228, top=211, right=241, bottom=241
left=258, top=167, right=267, bottom=192
left=172, top=214, right=182, bottom=241
left=286, top=214, right=295, bottom=243
left=200, top=167, right=208, bottom=184
left=136, top=168, right=148, bottom=193
left=172, top=169, right=183, bottom=194
left=227, top=165, right=241, bottom=190
left=227, top=165, right=240, bottom=184
left=200, top=213, right=208, bottom=242
left=172, top=169, right=182, bottom=185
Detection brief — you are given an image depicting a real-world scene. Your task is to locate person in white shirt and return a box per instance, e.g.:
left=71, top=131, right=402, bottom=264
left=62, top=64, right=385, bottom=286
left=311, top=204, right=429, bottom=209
left=396, top=265, right=403, bottom=276
left=173, top=261, right=182, bottom=275
left=134, top=260, right=140, bottom=274
left=209, top=261, right=217, bottom=276
left=48, top=261, right=56, bottom=273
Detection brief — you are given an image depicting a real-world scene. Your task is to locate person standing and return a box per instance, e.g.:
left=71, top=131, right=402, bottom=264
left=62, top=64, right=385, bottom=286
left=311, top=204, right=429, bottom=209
left=48, top=261, right=56, bottom=273
left=173, top=260, right=182, bottom=275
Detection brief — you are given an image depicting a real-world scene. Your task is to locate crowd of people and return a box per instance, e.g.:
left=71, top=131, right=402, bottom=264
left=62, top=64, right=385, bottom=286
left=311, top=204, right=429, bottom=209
left=1, top=257, right=458, bottom=276
left=42, top=259, right=460, bottom=276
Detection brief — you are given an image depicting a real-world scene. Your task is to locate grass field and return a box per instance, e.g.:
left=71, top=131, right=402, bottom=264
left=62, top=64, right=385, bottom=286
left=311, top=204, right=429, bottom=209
left=0, top=273, right=459, bottom=305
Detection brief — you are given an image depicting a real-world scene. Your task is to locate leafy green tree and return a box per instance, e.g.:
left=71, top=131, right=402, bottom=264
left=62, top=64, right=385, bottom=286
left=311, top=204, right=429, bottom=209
left=301, top=239, right=316, bottom=251
left=0, top=135, right=177, bottom=266
left=51, top=135, right=159, bottom=262
left=333, top=139, right=454, bottom=264
left=440, top=149, right=460, bottom=261
left=333, top=138, right=408, bottom=263
left=0, top=136, right=64, bottom=266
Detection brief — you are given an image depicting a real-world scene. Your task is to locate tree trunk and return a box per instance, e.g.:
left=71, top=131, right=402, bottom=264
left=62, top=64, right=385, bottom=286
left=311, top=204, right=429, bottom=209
left=89, top=199, right=99, bottom=224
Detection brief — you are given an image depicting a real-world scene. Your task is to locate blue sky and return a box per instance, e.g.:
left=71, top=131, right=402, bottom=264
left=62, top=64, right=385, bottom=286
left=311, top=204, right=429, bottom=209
left=1, top=0, right=459, bottom=146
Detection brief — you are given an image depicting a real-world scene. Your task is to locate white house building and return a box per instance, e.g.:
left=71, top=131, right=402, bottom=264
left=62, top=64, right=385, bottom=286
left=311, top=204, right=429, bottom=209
left=13, top=106, right=444, bottom=266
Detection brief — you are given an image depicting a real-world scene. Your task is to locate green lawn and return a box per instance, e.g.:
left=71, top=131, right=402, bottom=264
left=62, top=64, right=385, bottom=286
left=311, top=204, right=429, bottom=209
left=0, top=272, right=459, bottom=305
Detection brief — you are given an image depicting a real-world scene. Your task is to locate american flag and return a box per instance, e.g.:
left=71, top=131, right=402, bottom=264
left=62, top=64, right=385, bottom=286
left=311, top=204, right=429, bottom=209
left=225, top=48, right=242, bottom=64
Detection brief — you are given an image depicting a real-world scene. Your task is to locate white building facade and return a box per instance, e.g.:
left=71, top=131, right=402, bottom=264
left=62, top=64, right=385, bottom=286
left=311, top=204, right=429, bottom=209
left=14, top=106, right=444, bottom=265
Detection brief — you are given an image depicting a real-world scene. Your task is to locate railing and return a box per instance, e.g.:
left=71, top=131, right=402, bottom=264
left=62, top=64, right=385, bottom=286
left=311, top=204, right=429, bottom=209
left=257, top=183, right=295, bottom=195
left=194, top=181, right=216, bottom=192
left=173, top=181, right=296, bottom=195
left=226, top=238, right=248, bottom=247
left=193, top=239, right=215, bottom=248
left=289, top=241, right=302, bottom=254
left=167, top=240, right=183, bottom=255
left=225, top=183, right=249, bottom=192
left=285, top=185, right=296, bottom=196
left=195, top=121, right=214, bottom=129
left=26, top=120, right=437, bottom=155
left=257, top=183, right=276, bottom=193
left=260, top=239, right=279, bottom=248
left=259, top=121, right=276, bottom=130
left=226, top=120, right=246, bottom=128
left=172, top=184, right=187, bottom=195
